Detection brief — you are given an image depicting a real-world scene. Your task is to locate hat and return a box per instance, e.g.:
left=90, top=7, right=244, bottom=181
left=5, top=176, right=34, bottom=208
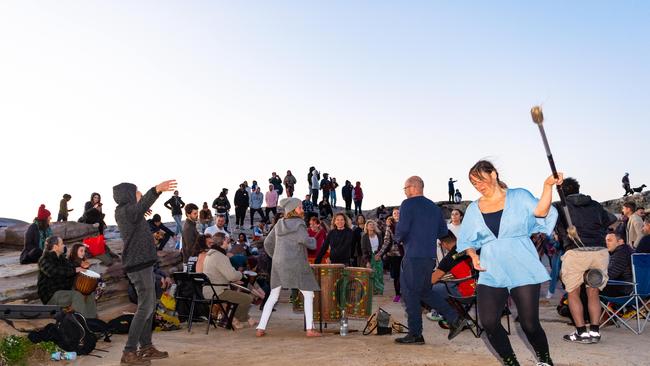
left=279, top=197, right=301, bottom=213
left=37, top=204, right=51, bottom=220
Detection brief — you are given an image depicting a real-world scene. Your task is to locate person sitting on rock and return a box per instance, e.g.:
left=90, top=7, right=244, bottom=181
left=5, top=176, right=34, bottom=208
left=148, top=214, right=175, bottom=251
left=20, top=204, right=53, bottom=265
left=37, top=236, right=97, bottom=318
left=80, top=192, right=107, bottom=234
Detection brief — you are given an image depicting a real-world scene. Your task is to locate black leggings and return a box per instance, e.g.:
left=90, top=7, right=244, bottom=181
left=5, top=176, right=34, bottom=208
left=477, top=284, right=549, bottom=360
left=389, top=256, right=402, bottom=296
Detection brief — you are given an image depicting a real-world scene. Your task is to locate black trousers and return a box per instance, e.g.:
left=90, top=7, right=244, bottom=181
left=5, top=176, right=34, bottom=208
left=265, top=207, right=277, bottom=221
left=311, top=189, right=319, bottom=205
left=235, top=206, right=248, bottom=226
left=250, top=208, right=265, bottom=226
left=344, top=199, right=352, bottom=211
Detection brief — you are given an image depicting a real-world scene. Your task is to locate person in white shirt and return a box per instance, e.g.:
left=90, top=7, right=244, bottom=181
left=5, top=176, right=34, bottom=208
left=204, top=214, right=230, bottom=239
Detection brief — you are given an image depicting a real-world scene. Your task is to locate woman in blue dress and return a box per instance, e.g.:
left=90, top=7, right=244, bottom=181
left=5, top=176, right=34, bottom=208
left=457, top=160, right=562, bottom=366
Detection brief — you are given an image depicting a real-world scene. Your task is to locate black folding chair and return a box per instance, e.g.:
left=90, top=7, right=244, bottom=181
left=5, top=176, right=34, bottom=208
left=172, top=272, right=239, bottom=334
left=441, top=273, right=511, bottom=338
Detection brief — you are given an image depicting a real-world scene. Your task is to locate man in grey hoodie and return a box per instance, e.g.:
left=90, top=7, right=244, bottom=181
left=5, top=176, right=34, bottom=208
left=114, top=179, right=176, bottom=365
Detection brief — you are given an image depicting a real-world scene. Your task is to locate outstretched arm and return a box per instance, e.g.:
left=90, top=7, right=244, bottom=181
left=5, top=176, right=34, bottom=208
left=534, top=173, right=563, bottom=218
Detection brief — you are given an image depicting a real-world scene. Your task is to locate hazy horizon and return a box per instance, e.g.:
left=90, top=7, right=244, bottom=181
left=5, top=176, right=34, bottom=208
left=1, top=1, right=647, bottom=225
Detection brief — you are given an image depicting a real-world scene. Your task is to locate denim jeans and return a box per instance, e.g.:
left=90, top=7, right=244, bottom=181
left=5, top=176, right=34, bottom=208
left=173, top=215, right=183, bottom=235
left=330, top=191, right=337, bottom=207
left=124, top=266, right=156, bottom=353
left=354, top=200, right=362, bottom=215
left=548, top=251, right=563, bottom=294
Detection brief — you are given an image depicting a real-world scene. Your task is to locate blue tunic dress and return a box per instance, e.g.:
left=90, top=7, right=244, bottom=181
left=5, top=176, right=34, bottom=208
left=457, top=188, right=558, bottom=290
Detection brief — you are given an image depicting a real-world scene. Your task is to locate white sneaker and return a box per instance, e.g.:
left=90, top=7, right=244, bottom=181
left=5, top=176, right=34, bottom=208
left=588, top=330, right=601, bottom=343
left=545, top=290, right=553, bottom=299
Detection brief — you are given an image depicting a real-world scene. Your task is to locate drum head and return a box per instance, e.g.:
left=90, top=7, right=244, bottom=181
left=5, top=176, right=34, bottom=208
left=243, top=270, right=257, bottom=276
left=83, top=269, right=100, bottom=278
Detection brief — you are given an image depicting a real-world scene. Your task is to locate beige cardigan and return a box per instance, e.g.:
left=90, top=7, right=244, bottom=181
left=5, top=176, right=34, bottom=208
left=201, top=249, right=242, bottom=297
left=627, top=214, right=644, bottom=248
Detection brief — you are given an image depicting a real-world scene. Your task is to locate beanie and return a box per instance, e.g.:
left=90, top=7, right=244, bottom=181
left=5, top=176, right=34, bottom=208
left=37, top=204, right=51, bottom=220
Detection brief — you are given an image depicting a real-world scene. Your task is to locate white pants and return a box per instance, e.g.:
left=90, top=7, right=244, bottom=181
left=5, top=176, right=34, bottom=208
left=257, top=286, right=315, bottom=330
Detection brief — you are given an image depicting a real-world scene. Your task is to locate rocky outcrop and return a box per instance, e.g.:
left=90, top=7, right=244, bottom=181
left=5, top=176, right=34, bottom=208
left=601, top=191, right=649, bottom=215
left=0, top=221, right=99, bottom=248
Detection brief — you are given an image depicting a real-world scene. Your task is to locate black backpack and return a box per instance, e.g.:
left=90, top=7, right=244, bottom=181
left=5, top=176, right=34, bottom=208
left=86, top=318, right=112, bottom=342
left=28, top=312, right=96, bottom=355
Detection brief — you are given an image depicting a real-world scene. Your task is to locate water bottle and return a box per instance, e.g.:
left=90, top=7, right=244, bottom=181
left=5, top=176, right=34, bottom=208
left=169, top=283, right=177, bottom=297
left=51, top=352, right=77, bottom=361
left=340, top=310, right=349, bottom=336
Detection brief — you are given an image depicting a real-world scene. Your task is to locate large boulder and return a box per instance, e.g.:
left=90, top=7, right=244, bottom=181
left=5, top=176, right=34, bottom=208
left=601, top=191, right=649, bottom=215
left=1, top=221, right=99, bottom=248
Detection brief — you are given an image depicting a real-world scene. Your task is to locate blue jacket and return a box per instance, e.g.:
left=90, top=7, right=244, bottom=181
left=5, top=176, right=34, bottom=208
left=457, top=188, right=558, bottom=290
left=395, top=196, right=447, bottom=259
left=250, top=191, right=264, bottom=209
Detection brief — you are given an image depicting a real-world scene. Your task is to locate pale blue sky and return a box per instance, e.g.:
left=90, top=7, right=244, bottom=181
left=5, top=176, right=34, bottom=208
left=1, top=1, right=647, bottom=224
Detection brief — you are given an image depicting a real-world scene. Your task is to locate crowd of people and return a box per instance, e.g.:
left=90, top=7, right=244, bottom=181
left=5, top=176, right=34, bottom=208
left=23, top=163, right=650, bottom=366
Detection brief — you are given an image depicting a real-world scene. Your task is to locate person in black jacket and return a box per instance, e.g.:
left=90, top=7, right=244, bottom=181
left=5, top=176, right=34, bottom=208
left=37, top=236, right=96, bottom=318
left=164, top=190, right=185, bottom=236
left=602, top=232, right=634, bottom=297
left=212, top=188, right=231, bottom=230
left=113, top=179, right=175, bottom=364
left=351, top=214, right=366, bottom=267
left=315, top=213, right=354, bottom=265
left=80, top=192, right=107, bottom=234
left=341, top=180, right=353, bottom=213
left=234, top=183, right=250, bottom=229
left=555, top=177, right=617, bottom=344
left=20, top=205, right=53, bottom=264
left=148, top=214, right=175, bottom=251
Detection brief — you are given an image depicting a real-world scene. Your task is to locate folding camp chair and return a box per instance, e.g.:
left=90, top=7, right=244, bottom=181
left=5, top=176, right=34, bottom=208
left=599, top=253, right=650, bottom=335
left=442, top=273, right=511, bottom=338
left=172, top=272, right=239, bottom=334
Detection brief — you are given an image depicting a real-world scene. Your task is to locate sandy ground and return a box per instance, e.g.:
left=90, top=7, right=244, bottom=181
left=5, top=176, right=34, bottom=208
left=51, top=274, right=648, bottom=366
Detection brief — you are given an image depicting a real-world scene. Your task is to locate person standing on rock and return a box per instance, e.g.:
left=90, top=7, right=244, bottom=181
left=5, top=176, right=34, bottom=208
left=342, top=180, right=353, bottom=213
left=353, top=181, right=364, bottom=216
left=448, top=178, right=458, bottom=203
left=234, top=183, right=250, bottom=230
left=20, top=204, right=53, bottom=264
left=330, top=177, right=339, bottom=208
left=283, top=170, right=297, bottom=197
left=164, top=190, right=185, bottom=236
left=57, top=194, right=73, bottom=222
left=212, top=188, right=231, bottom=231
left=269, top=171, right=284, bottom=197
left=256, top=197, right=321, bottom=337
left=622, top=172, right=633, bottom=196
left=113, top=179, right=176, bottom=365
left=310, top=170, right=320, bottom=206
left=320, top=173, right=332, bottom=204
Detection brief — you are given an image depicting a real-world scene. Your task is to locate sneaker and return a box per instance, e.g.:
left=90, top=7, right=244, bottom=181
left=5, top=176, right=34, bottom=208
left=121, top=351, right=151, bottom=365
left=138, top=345, right=169, bottom=360
left=588, top=330, right=601, bottom=343
left=448, top=318, right=468, bottom=340
left=563, top=330, right=591, bottom=344
left=536, top=363, right=552, bottom=366
left=393, top=295, right=401, bottom=303
left=545, top=290, right=553, bottom=299
left=394, top=334, right=425, bottom=345
left=425, top=311, right=443, bottom=322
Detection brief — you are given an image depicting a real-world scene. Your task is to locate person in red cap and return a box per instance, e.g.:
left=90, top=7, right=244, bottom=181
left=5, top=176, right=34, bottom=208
left=20, top=205, right=53, bottom=264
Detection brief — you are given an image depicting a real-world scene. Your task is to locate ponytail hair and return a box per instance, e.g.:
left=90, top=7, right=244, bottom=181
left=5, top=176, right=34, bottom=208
left=468, top=160, right=507, bottom=189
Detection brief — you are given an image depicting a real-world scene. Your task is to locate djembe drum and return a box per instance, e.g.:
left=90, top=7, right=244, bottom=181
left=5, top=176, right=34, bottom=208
left=293, top=263, right=344, bottom=322
left=343, top=267, right=373, bottom=319
left=74, top=269, right=100, bottom=296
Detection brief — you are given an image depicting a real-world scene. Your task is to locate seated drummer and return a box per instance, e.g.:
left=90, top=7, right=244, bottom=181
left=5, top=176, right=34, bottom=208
left=201, top=233, right=257, bottom=329
left=37, top=236, right=97, bottom=318
left=427, top=232, right=475, bottom=339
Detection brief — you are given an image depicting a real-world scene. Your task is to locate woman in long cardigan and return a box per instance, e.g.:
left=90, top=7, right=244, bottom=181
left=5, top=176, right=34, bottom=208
left=360, top=219, right=384, bottom=295
left=256, top=198, right=321, bottom=337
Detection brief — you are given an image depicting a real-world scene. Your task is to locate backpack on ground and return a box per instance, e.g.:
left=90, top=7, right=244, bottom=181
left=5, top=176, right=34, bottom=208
left=107, top=314, right=134, bottom=334
left=28, top=311, right=96, bottom=355
left=86, top=318, right=112, bottom=342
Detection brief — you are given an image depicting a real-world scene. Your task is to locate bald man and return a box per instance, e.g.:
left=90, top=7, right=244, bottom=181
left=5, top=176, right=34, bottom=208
left=394, top=176, right=468, bottom=344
